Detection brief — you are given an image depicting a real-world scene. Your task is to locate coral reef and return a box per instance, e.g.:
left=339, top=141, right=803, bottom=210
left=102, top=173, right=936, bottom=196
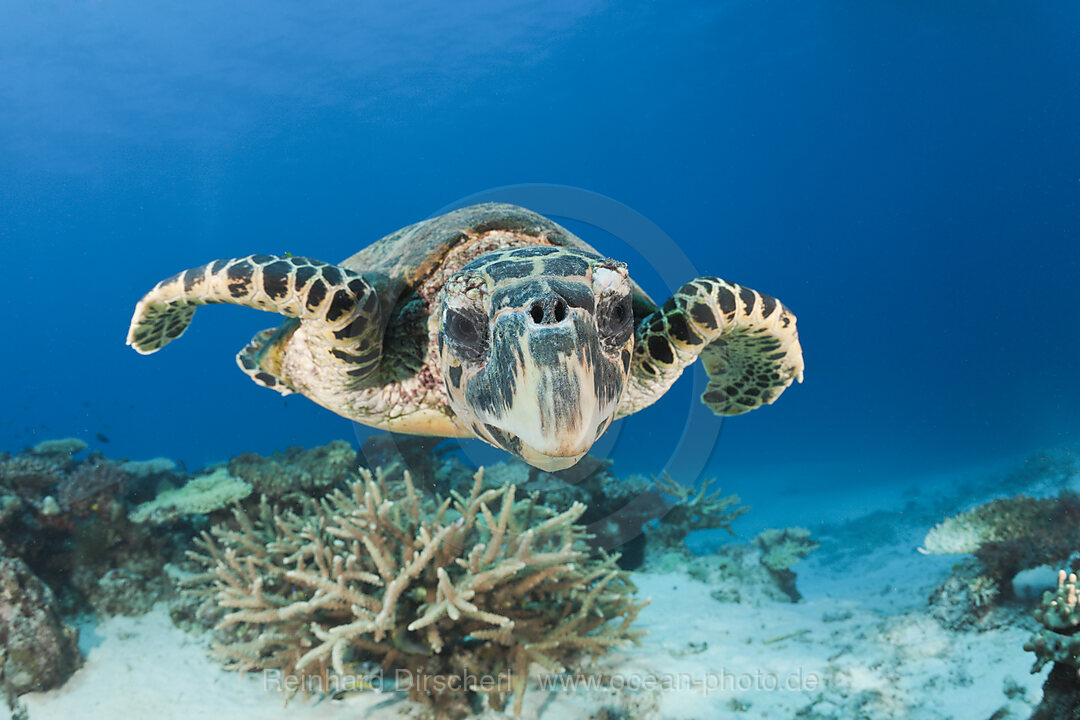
left=0, top=550, right=81, bottom=696
left=186, top=466, right=646, bottom=718
left=1025, top=570, right=1080, bottom=719
left=922, top=493, right=1080, bottom=625
left=129, top=468, right=252, bottom=524
left=228, top=441, right=358, bottom=499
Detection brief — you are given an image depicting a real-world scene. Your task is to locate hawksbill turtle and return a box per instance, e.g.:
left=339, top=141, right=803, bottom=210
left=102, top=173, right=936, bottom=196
left=127, top=203, right=803, bottom=471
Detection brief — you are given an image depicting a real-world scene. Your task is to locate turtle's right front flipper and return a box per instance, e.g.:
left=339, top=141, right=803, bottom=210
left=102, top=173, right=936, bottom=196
left=127, top=255, right=384, bottom=385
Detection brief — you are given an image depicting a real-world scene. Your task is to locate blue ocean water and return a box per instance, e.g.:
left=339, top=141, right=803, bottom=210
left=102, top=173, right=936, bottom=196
left=2, top=0, right=1078, bottom=494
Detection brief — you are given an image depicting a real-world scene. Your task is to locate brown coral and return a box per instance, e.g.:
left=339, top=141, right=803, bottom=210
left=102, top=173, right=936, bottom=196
left=924, top=493, right=1080, bottom=595
left=227, top=441, right=358, bottom=498
left=186, top=466, right=646, bottom=718
left=56, top=458, right=128, bottom=517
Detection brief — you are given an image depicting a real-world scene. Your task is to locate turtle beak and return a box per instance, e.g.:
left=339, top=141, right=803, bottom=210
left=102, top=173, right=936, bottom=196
left=464, top=302, right=623, bottom=471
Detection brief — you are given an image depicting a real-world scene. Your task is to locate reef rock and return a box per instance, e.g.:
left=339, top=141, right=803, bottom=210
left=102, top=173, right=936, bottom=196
left=0, top=553, right=81, bottom=695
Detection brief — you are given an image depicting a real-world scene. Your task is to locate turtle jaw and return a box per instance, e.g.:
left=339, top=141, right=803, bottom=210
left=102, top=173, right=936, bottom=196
left=511, top=442, right=588, bottom=473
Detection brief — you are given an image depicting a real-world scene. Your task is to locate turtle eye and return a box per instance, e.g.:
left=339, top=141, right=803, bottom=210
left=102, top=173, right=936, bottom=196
left=444, top=308, right=489, bottom=362
left=598, top=293, right=633, bottom=350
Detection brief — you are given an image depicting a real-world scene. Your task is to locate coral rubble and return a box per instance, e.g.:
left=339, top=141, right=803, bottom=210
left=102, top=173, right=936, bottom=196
left=186, top=467, right=647, bottom=718
left=752, top=527, right=819, bottom=602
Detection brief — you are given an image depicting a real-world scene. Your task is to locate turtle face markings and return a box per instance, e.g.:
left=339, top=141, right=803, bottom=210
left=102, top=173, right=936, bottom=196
left=438, top=247, right=635, bottom=471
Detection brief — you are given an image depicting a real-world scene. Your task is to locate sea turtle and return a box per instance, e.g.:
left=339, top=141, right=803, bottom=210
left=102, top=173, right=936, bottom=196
left=127, top=203, right=803, bottom=471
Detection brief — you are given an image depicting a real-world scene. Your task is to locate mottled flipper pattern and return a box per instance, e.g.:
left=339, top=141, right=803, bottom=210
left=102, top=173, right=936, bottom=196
left=127, top=255, right=384, bottom=387
left=620, top=277, right=803, bottom=417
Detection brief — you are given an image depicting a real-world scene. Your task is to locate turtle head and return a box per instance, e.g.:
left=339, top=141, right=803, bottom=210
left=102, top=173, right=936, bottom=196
left=438, top=247, right=635, bottom=471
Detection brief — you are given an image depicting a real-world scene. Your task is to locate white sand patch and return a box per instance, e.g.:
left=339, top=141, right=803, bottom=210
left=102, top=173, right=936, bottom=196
left=10, top=571, right=1045, bottom=720
left=17, top=610, right=412, bottom=720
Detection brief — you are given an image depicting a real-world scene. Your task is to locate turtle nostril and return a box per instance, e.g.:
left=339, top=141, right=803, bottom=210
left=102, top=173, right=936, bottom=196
left=528, top=295, right=569, bottom=325
left=552, top=298, right=567, bottom=322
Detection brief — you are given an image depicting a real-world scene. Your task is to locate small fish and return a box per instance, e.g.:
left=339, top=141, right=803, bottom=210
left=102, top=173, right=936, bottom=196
left=391, top=625, right=432, bottom=655
left=96, top=432, right=110, bottom=443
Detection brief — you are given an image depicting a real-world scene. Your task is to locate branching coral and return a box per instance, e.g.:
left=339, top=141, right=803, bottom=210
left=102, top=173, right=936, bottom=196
left=1027, top=569, right=1080, bottom=672
left=185, top=467, right=646, bottom=718
left=644, top=473, right=749, bottom=559
left=1024, top=570, right=1080, bottom=719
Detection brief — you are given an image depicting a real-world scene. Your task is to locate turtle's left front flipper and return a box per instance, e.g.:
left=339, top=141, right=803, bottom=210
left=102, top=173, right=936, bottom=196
left=127, top=254, right=384, bottom=387
left=618, top=277, right=803, bottom=418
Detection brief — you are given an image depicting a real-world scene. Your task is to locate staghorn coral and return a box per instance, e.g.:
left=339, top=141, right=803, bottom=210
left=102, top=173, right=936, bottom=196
left=228, top=441, right=358, bottom=499
left=458, top=456, right=653, bottom=567
left=129, top=468, right=252, bottom=524
left=185, top=467, right=646, bottom=718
